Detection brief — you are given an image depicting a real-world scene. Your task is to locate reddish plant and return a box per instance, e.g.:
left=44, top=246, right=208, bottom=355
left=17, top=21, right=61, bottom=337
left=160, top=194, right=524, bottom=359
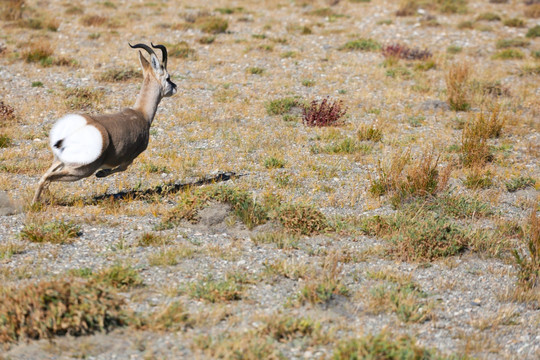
left=302, top=98, right=347, bottom=127
left=382, top=43, right=432, bottom=61
left=0, top=100, right=15, bottom=121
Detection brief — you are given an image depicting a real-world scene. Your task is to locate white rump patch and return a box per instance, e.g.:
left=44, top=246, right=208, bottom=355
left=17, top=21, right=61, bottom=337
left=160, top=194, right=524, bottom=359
left=49, top=114, right=103, bottom=165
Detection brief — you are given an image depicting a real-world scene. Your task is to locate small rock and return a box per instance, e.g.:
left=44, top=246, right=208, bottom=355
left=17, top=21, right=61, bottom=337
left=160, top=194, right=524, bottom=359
left=471, top=298, right=482, bottom=306
left=0, top=192, right=21, bottom=216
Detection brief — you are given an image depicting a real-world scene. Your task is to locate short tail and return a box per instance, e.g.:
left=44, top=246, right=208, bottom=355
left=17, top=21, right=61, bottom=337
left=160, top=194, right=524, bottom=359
left=49, top=114, right=103, bottom=165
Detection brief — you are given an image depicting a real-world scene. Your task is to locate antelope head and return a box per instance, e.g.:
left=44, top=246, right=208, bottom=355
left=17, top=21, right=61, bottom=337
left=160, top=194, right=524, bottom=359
left=129, top=42, right=177, bottom=98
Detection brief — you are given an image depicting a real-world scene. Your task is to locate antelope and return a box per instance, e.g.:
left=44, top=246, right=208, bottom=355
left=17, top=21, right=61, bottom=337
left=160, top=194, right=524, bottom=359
left=32, top=42, right=177, bottom=204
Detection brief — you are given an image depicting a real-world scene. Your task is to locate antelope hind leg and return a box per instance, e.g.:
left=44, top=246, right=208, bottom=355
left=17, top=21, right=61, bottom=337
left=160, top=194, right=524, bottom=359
left=95, top=162, right=131, bottom=178
left=32, top=161, right=63, bottom=204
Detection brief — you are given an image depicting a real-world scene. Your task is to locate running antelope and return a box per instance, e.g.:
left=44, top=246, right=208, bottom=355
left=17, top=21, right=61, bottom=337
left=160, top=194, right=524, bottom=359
left=32, top=42, right=177, bottom=204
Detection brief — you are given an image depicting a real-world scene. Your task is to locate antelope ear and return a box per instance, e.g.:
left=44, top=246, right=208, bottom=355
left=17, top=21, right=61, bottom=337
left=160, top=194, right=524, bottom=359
left=138, top=51, right=151, bottom=74
left=150, top=53, right=162, bottom=74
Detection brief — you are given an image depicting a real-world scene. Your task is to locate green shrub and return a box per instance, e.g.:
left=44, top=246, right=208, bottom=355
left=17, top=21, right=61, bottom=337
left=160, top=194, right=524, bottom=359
left=265, top=97, right=298, bottom=115
left=505, top=176, right=536, bottom=192
left=492, top=49, right=525, bottom=60
left=339, top=38, right=380, bottom=51
left=526, top=25, right=540, bottom=38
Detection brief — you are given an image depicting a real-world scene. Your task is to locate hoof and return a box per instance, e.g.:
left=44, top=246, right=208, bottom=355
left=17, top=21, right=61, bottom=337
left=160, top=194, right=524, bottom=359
left=95, top=170, right=109, bottom=178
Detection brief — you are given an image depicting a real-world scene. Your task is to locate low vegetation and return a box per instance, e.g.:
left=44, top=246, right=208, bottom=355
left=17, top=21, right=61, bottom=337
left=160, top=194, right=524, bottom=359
left=19, top=220, right=81, bottom=244
left=0, top=279, right=129, bottom=343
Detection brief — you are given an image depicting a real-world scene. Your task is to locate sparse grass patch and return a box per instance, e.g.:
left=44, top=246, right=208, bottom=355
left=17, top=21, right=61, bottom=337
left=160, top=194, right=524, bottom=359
left=445, top=61, right=471, bottom=111
left=513, top=210, right=539, bottom=289
left=137, top=232, right=170, bottom=247
left=98, top=68, right=141, bottom=82
left=476, top=12, right=501, bottom=21
left=278, top=204, right=329, bottom=235
left=19, top=220, right=81, bottom=244
left=264, top=156, right=286, bottom=169
left=148, top=245, right=196, bottom=266
left=64, top=87, right=104, bottom=110
left=294, top=255, right=349, bottom=305
left=357, top=124, right=383, bottom=142
left=492, top=48, right=525, bottom=60
left=186, top=274, right=245, bottom=303
left=263, top=258, right=308, bottom=280
left=339, top=38, right=380, bottom=51
left=248, top=66, right=264, bottom=75
left=252, top=232, right=300, bottom=250
left=0, top=279, right=129, bottom=343
left=333, top=331, right=442, bottom=359
left=195, top=332, right=282, bottom=359
left=503, top=18, right=525, bottom=27
left=22, top=41, right=54, bottom=66
left=91, top=264, right=143, bottom=290
left=143, top=301, right=192, bottom=331
left=303, top=98, right=347, bottom=127
left=197, top=16, right=228, bottom=34
left=505, top=176, right=536, bottom=192
left=526, top=24, right=540, bottom=38
left=167, top=41, right=196, bottom=59
left=496, top=38, right=530, bottom=49
left=311, top=138, right=372, bottom=155
left=258, top=314, right=319, bottom=341
left=366, top=280, right=433, bottom=323
left=463, top=168, right=493, bottom=189
left=447, top=45, right=462, bottom=54
left=0, top=134, right=12, bottom=148
left=0, top=242, right=25, bottom=260
left=199, top=35, right=215, bottom=44
left=361, top=208, right=470, bottom=261
left=210, top=186, right=268, bottom=229
left=265, top=97, right=299, bottom=115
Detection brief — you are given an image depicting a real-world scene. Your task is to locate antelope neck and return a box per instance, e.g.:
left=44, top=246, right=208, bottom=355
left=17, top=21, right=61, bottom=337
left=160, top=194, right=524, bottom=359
left=133, top=76, right=162, bottom=125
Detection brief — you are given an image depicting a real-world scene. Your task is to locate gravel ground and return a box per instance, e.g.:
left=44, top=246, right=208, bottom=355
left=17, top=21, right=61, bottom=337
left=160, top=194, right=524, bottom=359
left=1, top=0, right=539, bottom=359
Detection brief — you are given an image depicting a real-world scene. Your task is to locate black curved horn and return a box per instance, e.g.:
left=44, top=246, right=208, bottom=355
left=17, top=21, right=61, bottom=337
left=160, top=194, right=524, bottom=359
left=151, top=42, right=168, bottom=68
left=128, top=43, right=157, bottom=57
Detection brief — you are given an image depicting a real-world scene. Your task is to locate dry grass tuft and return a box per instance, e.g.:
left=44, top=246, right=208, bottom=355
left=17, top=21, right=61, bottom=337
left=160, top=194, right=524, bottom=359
left=369, top=150, right=450, bottom=204
left=64, top=87, right=105, bottom=111
left=513, top=210, right=540, bottom=289
left=196, top=16, right=228, bottom=34
left=80, top=14, right=108, bottom=27
left=524, top=4, right=540, bottom=18
left=278, top=203, right=329, bottom=235
left=460, top=105, right=505, bottom=168
left=98, top=68, right=141, bottom=82
left=0, top=0, right=25, bottom=21
left=0, top=279, right=129, bottom=343
left=445, top=61, right=471, bottom=111
left=294, top=254, right=349, bottom=305
left=22, top=41, right=54, bottom=65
